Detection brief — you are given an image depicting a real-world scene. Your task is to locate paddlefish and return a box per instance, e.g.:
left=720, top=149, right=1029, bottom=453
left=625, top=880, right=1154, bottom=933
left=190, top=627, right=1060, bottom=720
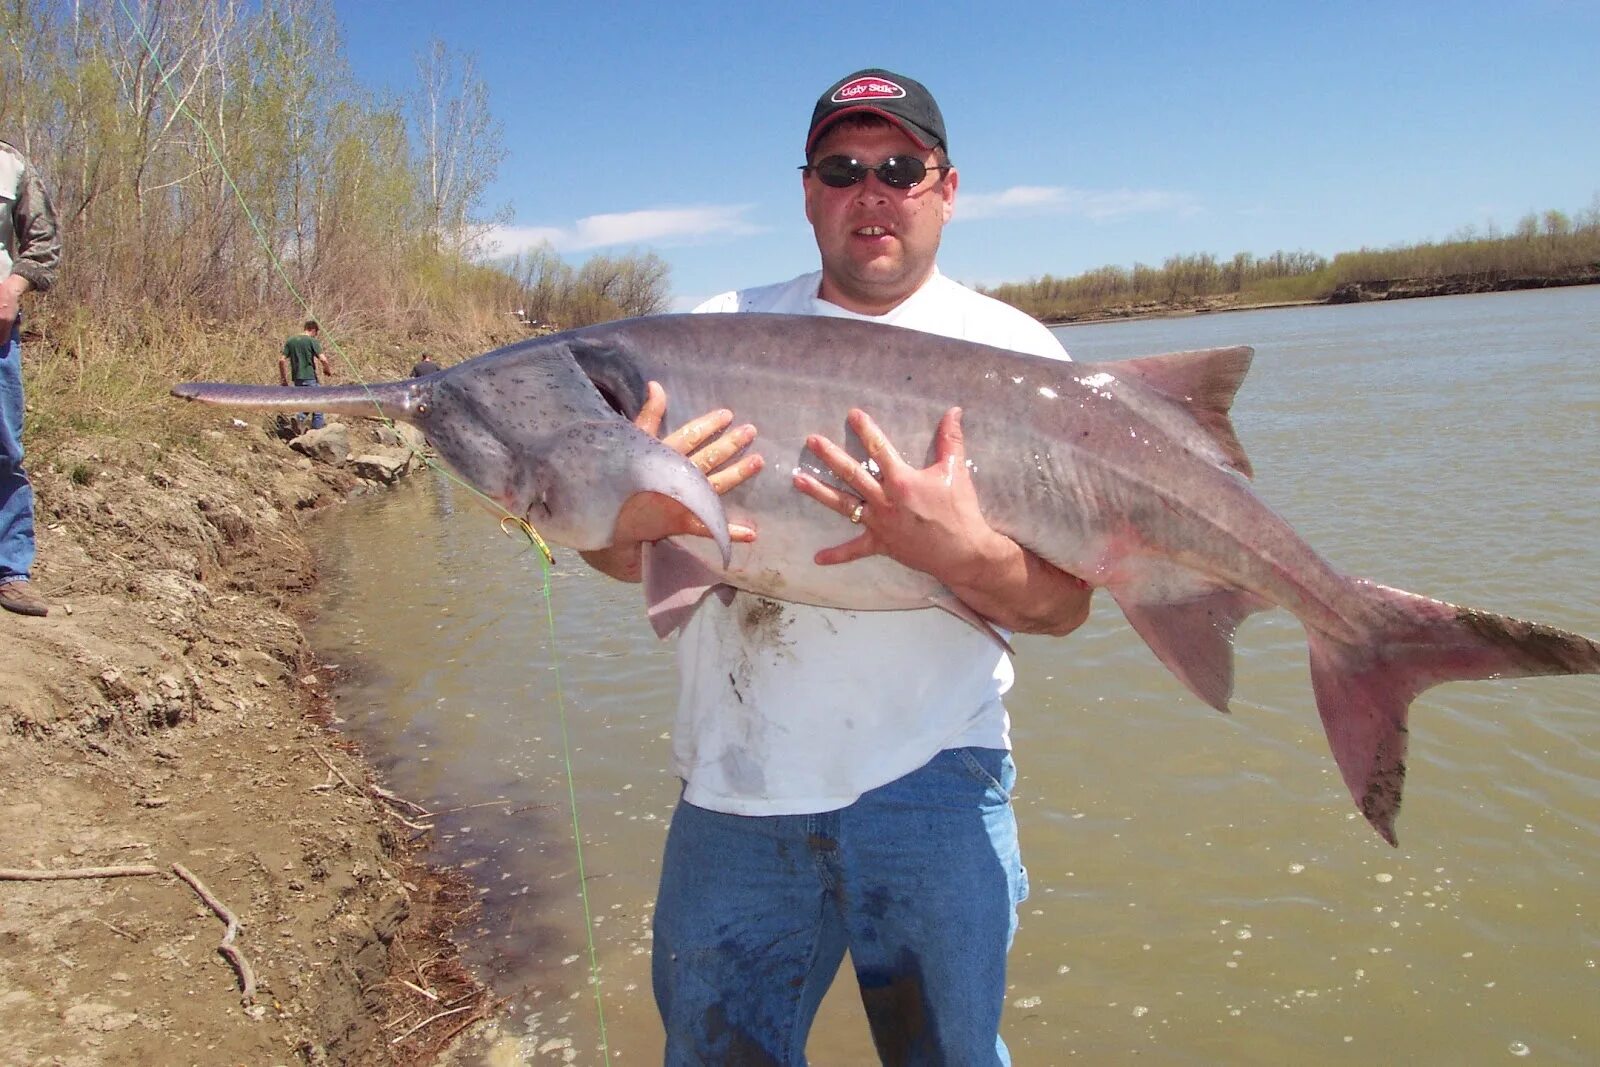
left=172, top=313, right=1600, bottom=844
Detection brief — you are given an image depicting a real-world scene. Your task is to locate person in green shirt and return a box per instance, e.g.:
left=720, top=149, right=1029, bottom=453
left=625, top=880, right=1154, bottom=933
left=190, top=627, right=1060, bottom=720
left=277, top=319, right=333, bottom=431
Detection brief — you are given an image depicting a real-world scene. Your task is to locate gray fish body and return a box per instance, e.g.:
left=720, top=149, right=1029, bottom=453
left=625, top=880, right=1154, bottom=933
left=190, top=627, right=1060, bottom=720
left=567, top=316, right=1275, bottom=614
left=174, top=313, right=1600, bottom=844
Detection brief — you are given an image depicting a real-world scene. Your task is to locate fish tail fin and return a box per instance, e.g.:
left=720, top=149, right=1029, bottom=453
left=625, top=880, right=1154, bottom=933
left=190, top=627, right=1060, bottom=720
left=1309, top=580, right=1600, bottom=846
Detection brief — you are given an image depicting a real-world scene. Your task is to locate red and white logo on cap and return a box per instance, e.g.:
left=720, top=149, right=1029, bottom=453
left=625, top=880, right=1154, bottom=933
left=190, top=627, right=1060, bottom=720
left=831, top=76, right=906, bottom=103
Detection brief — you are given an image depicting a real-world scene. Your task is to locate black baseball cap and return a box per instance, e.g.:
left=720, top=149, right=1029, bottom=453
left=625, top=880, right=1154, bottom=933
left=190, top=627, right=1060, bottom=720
left=805, top=68, right=948, bottom=158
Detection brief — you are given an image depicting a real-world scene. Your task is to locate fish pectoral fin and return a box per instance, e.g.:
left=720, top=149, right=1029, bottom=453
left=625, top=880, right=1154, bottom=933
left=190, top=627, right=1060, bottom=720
left=928, top=591, right=1015, bottom=654
left=1111, top=584, right=1270, bottom=712
left=626, top=436, right=734, bottom=567
left=641, top=538, right=730, bottom=639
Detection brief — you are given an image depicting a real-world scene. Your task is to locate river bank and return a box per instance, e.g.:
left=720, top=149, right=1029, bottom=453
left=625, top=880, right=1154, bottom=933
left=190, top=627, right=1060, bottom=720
left=0, top=416, right=492, bottom=1064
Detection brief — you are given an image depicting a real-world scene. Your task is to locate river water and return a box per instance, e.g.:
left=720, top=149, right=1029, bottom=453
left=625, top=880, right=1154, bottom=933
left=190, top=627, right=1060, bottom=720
left=309, top=287, right=1599, bottom=1065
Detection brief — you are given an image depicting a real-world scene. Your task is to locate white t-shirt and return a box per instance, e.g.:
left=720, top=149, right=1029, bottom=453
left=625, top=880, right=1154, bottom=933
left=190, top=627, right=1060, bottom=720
left=678, top=268, right=1070, bottom=815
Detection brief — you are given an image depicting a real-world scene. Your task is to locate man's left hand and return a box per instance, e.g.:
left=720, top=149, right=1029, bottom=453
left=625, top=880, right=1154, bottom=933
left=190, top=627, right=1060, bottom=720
left=794, top=406, right=1006, bottom=585
left=794, top=406, right=1093, bottom=636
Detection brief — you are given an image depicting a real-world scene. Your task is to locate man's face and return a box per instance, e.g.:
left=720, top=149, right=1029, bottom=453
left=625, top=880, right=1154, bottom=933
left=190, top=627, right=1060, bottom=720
left=803, top=122, right=957, bottom=316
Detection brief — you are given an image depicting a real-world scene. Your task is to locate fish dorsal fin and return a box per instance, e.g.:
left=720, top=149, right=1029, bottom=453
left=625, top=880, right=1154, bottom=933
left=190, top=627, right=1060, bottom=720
left=1108, top=346, right=1256, bottom=477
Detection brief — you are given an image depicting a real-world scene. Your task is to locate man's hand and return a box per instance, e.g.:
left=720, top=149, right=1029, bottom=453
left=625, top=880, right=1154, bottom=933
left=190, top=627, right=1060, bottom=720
left=581, top=381, right=764, bottom=582
left=795, top=406, right=1002, bottom=577
left=794, top=406, right=1092, bottom=636
left=0, top=274, right=29, bottom=340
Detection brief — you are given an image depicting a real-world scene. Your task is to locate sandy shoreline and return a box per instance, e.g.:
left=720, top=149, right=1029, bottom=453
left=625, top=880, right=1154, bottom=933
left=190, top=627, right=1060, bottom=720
left=0, top=419, right=491, bottom=1064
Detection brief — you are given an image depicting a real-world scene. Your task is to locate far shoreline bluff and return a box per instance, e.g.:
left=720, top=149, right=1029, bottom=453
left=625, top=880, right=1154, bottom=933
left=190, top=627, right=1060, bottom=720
left=1041, top=269, right=1600, bottom=327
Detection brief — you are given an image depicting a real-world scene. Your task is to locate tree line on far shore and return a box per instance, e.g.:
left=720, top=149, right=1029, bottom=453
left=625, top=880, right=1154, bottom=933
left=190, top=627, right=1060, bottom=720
left=979, top=201, right=1600, bottom=322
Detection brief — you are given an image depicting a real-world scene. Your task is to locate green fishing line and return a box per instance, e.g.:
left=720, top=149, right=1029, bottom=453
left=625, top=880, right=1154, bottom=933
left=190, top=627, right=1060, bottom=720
left=116, top=3, right=611, bottom=1058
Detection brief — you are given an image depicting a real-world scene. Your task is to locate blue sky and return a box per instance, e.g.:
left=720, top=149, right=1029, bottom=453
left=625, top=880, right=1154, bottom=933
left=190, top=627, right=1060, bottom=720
left=336, top=1, right=1600, bottom=310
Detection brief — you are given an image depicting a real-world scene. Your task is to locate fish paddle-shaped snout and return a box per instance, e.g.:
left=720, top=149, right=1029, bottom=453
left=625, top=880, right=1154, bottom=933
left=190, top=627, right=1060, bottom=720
left=171, top=347, right=731, bottom=565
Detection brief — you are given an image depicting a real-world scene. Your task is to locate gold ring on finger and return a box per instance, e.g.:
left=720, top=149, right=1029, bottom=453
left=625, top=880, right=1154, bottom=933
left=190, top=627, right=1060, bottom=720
left=848, top=501, right=866, bottom=525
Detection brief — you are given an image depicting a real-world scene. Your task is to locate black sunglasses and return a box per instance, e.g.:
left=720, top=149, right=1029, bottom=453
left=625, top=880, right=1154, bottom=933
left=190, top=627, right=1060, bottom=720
left=799, top=155, right=950, bottom=190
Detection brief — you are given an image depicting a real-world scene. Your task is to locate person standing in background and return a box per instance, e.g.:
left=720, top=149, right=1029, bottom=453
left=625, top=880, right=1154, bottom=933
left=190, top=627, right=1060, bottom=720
left=410, top=351, right=442, bottom=377
left=0, top=139, right=62, bottom=618
left=278, top=319, right=333, bottom=431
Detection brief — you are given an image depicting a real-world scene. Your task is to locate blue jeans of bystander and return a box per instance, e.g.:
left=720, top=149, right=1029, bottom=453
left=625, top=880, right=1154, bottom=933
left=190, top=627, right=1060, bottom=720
left=653, top=746, right=1028, bottom=1066
left=0, top=318, right=37, bottom=586
left=293, top=377, right=325, bottom=430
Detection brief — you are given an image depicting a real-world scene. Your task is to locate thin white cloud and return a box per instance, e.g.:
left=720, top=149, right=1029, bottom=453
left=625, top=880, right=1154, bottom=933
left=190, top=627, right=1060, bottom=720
left=488, top=205, right=765, bottom=256
left=956, top=186, right=1199, bottom=222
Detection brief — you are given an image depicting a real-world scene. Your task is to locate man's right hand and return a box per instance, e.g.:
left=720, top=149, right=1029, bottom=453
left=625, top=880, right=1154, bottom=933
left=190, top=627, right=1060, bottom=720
left=581, top=381, right=763, bottom=582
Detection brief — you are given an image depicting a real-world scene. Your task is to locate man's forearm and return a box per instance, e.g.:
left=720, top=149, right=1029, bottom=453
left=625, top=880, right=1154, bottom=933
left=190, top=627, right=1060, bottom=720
left=580, top=531, right=1088, bottom=631
left=943, top=533, right=1092, bottom=636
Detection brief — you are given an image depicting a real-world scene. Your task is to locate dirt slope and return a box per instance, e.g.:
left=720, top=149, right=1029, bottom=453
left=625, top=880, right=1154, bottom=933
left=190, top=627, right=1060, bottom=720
left=0, top=418, right=490, bottom=1065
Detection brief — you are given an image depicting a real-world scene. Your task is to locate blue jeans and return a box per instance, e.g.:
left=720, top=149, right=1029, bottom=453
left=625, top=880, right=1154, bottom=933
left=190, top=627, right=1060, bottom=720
left=293, top=377, right=325, bottom=430
left=653, top=747, right=1028, bottom=1066
left=0, top=318, right=36, bottom=586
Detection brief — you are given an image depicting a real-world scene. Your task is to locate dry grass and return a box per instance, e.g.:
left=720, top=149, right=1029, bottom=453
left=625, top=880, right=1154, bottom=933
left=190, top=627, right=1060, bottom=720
left=20, top=301, right=523, bottom=461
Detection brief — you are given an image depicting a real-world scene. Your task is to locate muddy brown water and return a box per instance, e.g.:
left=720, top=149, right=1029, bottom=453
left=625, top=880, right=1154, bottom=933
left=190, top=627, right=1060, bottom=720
left=310, top=287, right=1600, bottom=1064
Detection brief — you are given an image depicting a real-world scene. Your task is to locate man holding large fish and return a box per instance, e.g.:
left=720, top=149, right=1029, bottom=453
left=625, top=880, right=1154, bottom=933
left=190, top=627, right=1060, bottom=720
left=172, top=68, right=1600, bottom=1067
left=580, top=68, right=1092, bottom=1064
